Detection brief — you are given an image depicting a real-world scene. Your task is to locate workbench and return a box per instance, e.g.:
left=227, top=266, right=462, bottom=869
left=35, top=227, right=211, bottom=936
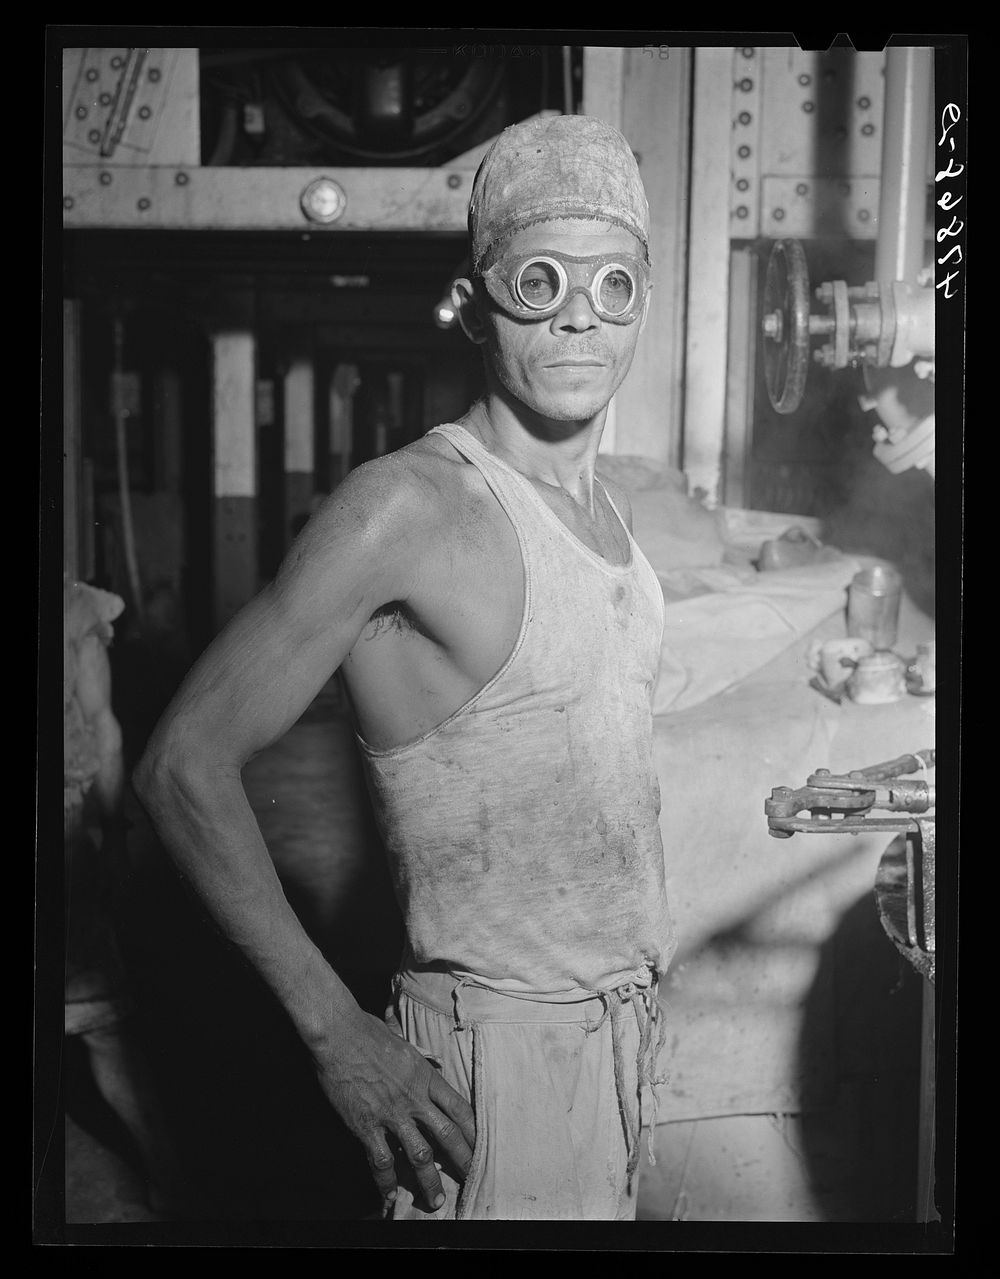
left=639, top=559, right=936, bottom=1221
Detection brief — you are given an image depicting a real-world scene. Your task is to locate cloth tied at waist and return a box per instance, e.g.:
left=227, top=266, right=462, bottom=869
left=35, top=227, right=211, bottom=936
left=394, top=967, right=669, bottom=1185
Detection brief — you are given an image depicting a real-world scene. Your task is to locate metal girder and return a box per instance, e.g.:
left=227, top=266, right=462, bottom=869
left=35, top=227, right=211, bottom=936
left=63, top=164, right=473, bottom=232
left=63, top=47, right=200, bottom=166
left=729, top=45, right=887, bottom=241
left=760, top=176, right=881, bottom=240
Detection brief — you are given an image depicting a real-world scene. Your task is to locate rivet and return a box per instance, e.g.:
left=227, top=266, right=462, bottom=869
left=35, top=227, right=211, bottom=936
left=736, top=177, right=750, bottom=192
left=138, top=105, right=152, bottom=120
left=795, top=183, right=809, bottom=196
left=857, top=95, right=871, bottom=109
left=798, top=73, right=811, bottom=86
left=63, top=196, right=74, bottom=210
left=802, top=101, right=815, bottom=113
left=85, top=68, right=99, bottom=82
left=87, top=129, right=101, bottom=144
left=300, top=176, right=347, bottom=225
left=857, top=208, right=871, bottom=222
left=741, top=47, right=755, bottom=57
left=99, top=92, right=112, bottom=106
left=137, top=197, right=151, bottom=211
left=861, top=123, right=875, bottom=136
left=735, top=205, right=749, bottom=219
left=148, top=67, right=161, bottom=82
left=773, top=207, right=786, bottom=221
left=175, top=170, right=190, bottom=186
left=737, top=77, right=754, bottom=92
left=110, top=56, right=123, bottom=69
left=737, top=144, right=751, bottom=159
left=447, top=173, right=462, bottom=189
left=75, top=105, right=88, bottom=119
left=99, top=171, right=112, bottom=186
left=738, top=110, right=752, bottom=125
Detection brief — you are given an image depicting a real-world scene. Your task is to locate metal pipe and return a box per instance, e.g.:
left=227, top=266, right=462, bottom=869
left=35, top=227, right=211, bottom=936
left=875, top=47, right=933, bottom=285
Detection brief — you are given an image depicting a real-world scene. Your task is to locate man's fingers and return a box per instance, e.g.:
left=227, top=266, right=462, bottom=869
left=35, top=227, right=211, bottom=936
left=428, top=1071, right=477, bottom=1149
left=363, top=1129, right=400, bottom=1205
left=419, top=1112, right=474, bottom=1182
left=395, top=1121, right=447, bottom=1212
left=336, top=1038, right=476, bottom=1212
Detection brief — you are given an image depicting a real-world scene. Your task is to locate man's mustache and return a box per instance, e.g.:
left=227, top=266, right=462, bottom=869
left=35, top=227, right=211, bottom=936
left=538, top=345, right=614, bottom=362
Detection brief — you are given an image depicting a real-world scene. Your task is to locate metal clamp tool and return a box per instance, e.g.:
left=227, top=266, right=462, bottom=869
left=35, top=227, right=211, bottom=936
left=765, top=751, right=936, bottom=981
left=765, top=750, right=935, bottom=837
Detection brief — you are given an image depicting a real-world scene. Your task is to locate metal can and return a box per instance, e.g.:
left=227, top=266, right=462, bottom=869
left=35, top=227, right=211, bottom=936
left=846, top=650, right=907, bottom=704
left=906, top=640, right=936, bottom=695
left=846, top=563, right=902, bottom=650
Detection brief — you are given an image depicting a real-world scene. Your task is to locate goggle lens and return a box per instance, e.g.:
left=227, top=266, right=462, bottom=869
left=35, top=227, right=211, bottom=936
left=514, top=258, right=564, bottom=309
left=596, top=265, right=635, bottom=316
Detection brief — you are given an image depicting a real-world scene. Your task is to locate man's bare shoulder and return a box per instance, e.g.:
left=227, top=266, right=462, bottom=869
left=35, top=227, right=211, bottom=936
left=304, top=439, right=448, bottom=532
left=291, top=431, right=493, bottom=567
left=394, top=430, right=482, bottom=491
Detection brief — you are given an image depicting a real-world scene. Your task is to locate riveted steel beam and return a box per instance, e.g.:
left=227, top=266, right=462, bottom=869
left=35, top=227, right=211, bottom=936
left=63, top=165, right=472, bottom=232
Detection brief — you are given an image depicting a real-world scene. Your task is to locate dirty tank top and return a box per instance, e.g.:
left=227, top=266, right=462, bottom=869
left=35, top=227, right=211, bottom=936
left=358, top=422, right=676, bottom=995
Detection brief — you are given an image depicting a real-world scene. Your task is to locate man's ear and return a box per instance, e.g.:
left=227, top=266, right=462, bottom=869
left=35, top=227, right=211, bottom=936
left=452, top=277, right=488, bottom=345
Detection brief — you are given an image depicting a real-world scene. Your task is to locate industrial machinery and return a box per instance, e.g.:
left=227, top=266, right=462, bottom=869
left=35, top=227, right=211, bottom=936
left=761, top=237, right=934, bottom=415
left=765, top=750, right=936, bottom=982
left=759, top=46, right=939, bottom=987
left=200, top=47, right=513, bottom=167
left=757, top=46, right=936, bottom=485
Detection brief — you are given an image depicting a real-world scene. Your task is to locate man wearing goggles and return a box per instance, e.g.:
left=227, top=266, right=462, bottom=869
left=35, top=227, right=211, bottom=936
left=478, top=249, right=651, bottom=325
left=136, top=114, right=673, bottom=1226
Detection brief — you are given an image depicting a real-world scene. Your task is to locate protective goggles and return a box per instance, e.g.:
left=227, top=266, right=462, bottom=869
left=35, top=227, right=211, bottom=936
left=478, top=250, right=650, bottom=325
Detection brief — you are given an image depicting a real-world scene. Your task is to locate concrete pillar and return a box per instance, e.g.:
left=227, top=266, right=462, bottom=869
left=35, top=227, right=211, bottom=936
left=622, top=47, right=691, bottom=469
left=683, top=46, right=735, bottom=506
left=582, top=46, right=625, bottom=126
left=211, top=326, right=257, bottom=632
left=723, top=248, right=759, bottom=508
left=584, top=45, right=692, bottom=467
left=283, top=357, right=315, bottom=544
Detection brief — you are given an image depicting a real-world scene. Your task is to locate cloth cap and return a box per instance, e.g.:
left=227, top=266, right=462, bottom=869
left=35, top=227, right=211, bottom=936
left=469, top=114, right=650, bottom=271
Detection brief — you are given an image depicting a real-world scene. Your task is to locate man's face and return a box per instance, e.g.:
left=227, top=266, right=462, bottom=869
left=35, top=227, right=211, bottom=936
left=473, top=219, right=650, bottom=425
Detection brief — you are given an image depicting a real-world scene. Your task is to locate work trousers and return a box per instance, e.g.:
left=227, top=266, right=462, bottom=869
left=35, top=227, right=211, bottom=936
left=388, top=968, right=666, bottom=1221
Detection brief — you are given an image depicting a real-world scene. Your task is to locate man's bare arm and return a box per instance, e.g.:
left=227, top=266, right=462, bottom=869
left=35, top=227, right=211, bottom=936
left=132, top=458, right=475, bottom=1212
